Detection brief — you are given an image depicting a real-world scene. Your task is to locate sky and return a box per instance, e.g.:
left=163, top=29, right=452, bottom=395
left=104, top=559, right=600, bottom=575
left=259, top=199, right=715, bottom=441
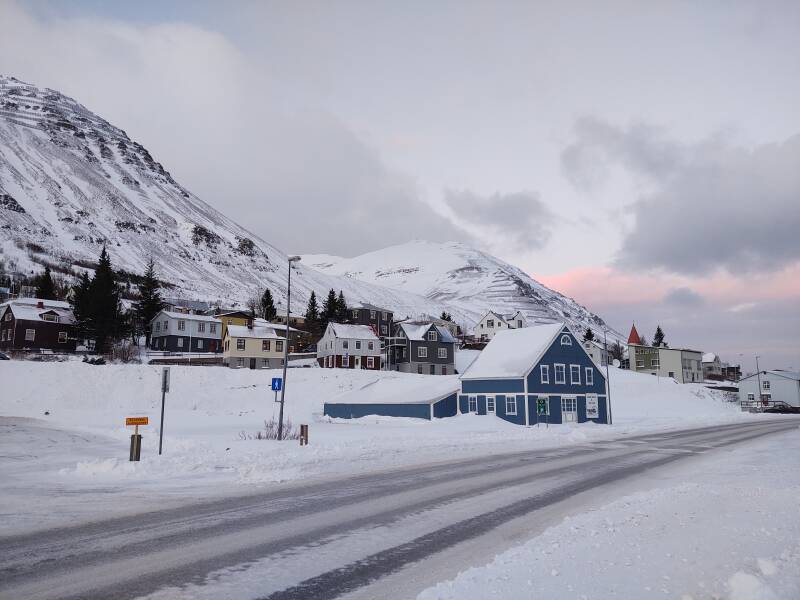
left=0, top=0, right=798, bottom=369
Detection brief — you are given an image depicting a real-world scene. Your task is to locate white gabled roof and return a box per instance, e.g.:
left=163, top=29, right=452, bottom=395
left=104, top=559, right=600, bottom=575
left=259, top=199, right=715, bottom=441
left=702, top=352, right=717, bottom=363
left=2, top=300, right=75, bottom=325
left=328, top=322, right=379, bottom=340
left=398, top=322, right=456, bottom=343
left=158, top=310, right=221, bottom=323
left=226, top=324, right=280, bottom=340
left=460, top=323, right=566, bottom=380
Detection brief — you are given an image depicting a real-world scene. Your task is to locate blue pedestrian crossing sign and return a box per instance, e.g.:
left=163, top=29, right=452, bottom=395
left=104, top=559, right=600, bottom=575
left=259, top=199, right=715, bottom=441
left=271, top=377, right=282, bottom=392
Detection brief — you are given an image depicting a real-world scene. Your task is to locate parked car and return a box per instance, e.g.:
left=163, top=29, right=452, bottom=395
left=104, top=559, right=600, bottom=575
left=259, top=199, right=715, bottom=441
left=0, top=352, right=10, bottom=360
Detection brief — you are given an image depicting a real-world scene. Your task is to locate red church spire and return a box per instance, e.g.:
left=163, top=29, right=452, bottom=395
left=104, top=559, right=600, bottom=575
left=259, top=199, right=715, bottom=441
left=627, top=323, right=642, bottom=345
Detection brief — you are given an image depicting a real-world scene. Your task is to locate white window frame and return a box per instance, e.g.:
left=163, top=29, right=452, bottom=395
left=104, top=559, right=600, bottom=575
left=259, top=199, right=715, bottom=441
left=570, top=364, right=581, bottom=385
left=585, top=367, right=594, bottom=385
left=762, top=380, right=770, bottom=390
left=636, top=359, right=645, bottom=368
left=368, top=341, right=374, bottom=350
left=198, top=322, right=205, bottom=333
left=438, top=347, right=447, bottom=358
left=155, top=321, right=161, bottom=332
left=486, top=396, right=495, bottom=413
left=236, top=339, right=245, bottom=351
left=352, top=309, right=359, bottom=319
left=24, top=328, right=35, bottom=341
left=652, top=358, right=660, bottom=368
left=262, top=340, right=271, bottom=351
left=554, top=363, right=566, bottom=384
left=427, top=330, right=437, bottom=341
left=178, top=320, right=186, bottom=331
left=418, top=346, right=428, bottom=358
left=58, top=331, right=67, bottom=343
left=468, top=396, right=477, bottom=413
left=343, top=340, right=349, bottom=350
left=370, top=310, right=376, bottom=319
left=747, top=393, right=755, bottom=401
left=210, top=323, right=217, bottom=334
left=505, top=395, right=517, bottom=415
left=560, top=334, right=572, bottom=346
left=366, top=356, right=374, bottom=368
left=355, top=340, right=361, bottom=350
left=197, top=339, right=203, bottom=349
left=342, top=355, right=349, bottom=367
left=276, top=340, right=283, bottom=352
left=177, top=337, right=184, bottom=348
left=540, top=364, right=550, bottom=384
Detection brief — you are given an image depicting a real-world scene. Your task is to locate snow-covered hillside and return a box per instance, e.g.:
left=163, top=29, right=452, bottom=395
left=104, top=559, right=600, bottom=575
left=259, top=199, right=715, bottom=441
left=304, top=240, right=619, bottom=337
left=0, top=75, right=615, bottom=334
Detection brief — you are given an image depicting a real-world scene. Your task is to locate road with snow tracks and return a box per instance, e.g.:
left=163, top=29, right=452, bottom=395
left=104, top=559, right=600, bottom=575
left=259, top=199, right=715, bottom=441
left=1, top=418, right=797, bottom=600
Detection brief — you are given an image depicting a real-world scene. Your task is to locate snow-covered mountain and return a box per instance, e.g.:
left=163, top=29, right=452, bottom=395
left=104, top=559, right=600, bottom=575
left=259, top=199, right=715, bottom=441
left=0, top=75, right=617, bottom=337
left=303, top=240, right=620, bottom=338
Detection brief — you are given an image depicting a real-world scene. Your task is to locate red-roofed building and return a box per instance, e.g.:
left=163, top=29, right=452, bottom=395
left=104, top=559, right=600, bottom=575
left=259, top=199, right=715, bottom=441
left=627, top=323, right=641, bottom=345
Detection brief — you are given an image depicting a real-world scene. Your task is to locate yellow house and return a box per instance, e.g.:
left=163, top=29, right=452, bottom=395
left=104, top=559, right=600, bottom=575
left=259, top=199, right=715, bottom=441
left=216, top=310, right=254, bottom=343
left=223, top=324, right=285, bottom=369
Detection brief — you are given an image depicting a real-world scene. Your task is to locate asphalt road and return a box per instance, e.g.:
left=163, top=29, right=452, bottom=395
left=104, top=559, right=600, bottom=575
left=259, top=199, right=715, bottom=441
left=1, top=419, right=797, bottom=600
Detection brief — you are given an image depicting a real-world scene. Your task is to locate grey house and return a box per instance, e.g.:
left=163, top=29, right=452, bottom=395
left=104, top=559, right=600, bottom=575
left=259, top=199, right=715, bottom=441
left=390, top=322, right=456, bottom=375
left=149, top=310, right=222, bottom=353
left=350, top=303, right=394, bottom=338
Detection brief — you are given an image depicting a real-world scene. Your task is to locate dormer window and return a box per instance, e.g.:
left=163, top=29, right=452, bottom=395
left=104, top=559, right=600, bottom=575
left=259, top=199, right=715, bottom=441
left=427, top=330, right=437, bottom=341
left=560, top=334, right=572, bottom=346
left=41, top=313, right=58, bottom=322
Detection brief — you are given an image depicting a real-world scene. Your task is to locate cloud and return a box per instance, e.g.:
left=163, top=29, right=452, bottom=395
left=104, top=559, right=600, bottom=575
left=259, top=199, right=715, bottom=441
left=663, top=287, right=705, bottom=307
left=0, top=1, right=471, bottom=256
left=444, top=189, right=554, bottom=252
left=562, top=118, right=800, bottom=275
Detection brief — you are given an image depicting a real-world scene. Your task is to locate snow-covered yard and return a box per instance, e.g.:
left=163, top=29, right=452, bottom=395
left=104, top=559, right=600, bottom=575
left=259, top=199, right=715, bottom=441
left=0, top=360, right=757, bottom=534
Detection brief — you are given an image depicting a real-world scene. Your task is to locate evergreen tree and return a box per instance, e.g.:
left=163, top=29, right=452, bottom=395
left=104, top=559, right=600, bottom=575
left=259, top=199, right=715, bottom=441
left=260, top=288, right=277, bottom=321
left=136, top=259, right=164, bottom=348
left=440, top=311, right=453, bottom=322
left=609, top=340, right=625, bottom=362
left=639, top=335, right=648, bottom=347
left=335, top=290, right=348, bottom=323
left=36, top=266, right=57, bottom=300
left=582, top=327, right=595, bottom=342
left=71, top=271, right=93, bottom=343
left=304, top=291, right=320, bottom=337
left=321, top=288, right=338, bottom=329
left=89, top=246, right=122, bottom=354
left=652, top=325, right=665, bottom=347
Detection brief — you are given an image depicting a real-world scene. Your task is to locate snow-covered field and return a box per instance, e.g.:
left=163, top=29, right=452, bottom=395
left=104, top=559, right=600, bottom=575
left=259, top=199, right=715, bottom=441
left=1, top=359, right=754, bottom=534
left=418, top=427, right=800, bottom=600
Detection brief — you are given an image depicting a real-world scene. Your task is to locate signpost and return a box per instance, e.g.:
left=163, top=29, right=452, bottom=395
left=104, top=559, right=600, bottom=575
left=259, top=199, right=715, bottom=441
left=126, top=416, right=148, bottom=461
left=272, top=377, right=282, bottom=404
left=159, top=367, right=170, bottom=455
left=586, top=395, right=599, bottom=419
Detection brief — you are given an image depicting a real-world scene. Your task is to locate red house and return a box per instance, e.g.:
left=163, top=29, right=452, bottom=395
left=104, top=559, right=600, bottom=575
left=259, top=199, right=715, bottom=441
left=0, top=299, right=77, bottom=353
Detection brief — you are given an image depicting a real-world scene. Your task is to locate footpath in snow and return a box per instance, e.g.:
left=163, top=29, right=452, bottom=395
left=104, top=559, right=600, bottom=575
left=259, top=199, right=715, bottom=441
left=1, top=360, right=756, bottom=534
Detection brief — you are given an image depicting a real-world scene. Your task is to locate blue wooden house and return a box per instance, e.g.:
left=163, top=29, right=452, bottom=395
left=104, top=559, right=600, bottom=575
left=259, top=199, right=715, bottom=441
left=459, top=323, right=608, bottom=425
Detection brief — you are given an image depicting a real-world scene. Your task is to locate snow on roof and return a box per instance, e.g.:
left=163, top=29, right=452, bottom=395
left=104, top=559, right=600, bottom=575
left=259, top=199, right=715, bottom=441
left=7, top=298, right=72, bottom=309
left=740, top=369, right=800, bottom=382
left=397, top=322, right=456, bottom=342
left=159, top=310, right=221, bottom=323
left=702, top=352, right=717, bottom=363
left=461, top=323, right=566, bottom=380
left=327, top=374, right=459, bottom=405
left=328, top=323, right=379, bottom=340
left=6, top=303, right=75, bottom=324
left=226, top=324, right=280, bottom=339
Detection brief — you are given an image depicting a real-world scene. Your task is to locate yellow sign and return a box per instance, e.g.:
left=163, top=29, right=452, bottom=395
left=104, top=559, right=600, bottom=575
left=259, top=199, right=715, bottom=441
left=126, top=417, right=149, bottom=426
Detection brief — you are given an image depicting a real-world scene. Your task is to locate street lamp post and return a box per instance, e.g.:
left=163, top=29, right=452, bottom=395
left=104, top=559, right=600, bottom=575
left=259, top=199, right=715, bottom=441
left=277, top=256, right=301, bottom=441
left=603, top=328, right=613, bottom=425
left=755, top=355, right=763, bottom=408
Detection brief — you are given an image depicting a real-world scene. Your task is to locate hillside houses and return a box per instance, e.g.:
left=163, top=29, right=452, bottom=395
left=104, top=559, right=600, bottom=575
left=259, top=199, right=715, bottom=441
left=472, top=310, right=528, bottom=342
left=390, top=322, right=457, bottom=375
left=222, top=324, right=284, bottom=369
left=149, top=310, right=221, bottom=353
left=0, top=298, right=76, bottom=353
left=317, top=323, right=381, bottom=369
left=626, top=324, right=703, bottom=383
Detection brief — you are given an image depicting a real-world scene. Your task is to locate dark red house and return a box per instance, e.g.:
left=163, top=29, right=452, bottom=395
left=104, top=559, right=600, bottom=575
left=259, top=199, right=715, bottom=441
left=0, top=299, right=77, bottom=353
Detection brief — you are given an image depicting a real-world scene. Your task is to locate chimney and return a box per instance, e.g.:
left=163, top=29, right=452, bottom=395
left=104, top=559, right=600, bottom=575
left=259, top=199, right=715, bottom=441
left=37, top=301, right=44, bottom=309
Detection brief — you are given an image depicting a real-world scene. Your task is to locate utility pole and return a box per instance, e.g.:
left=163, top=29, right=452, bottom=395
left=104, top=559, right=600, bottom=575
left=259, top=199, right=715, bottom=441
left=277, top=256, right=301, bottom=441
left=755, top=355, right=763, bottom=408
left=604, top=328, right=613, bottom=425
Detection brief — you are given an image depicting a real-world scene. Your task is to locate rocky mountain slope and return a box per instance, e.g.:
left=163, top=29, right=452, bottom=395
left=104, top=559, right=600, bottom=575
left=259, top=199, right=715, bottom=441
left=0, top=75, right=617, bottom=337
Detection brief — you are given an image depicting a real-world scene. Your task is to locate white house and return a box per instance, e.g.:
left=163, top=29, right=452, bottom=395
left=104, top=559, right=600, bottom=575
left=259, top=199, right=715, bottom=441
left=582, top=338, right=609, bottom=367
left=472, top=310, right=528, bottom=342
left=222, top=324, right=284, bottom=369
left=317, top=322, right=381, bottom=370
left=149, top=310, right=221, bottom=353
left=702, top=352, right=723, bottom=379
left=738, top=370, right=800, bottom=410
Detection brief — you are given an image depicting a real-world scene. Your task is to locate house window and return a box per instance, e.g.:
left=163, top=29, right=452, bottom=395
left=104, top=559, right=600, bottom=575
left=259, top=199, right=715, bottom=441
left=555, top=364, right=566, bottom=384
left=747, top=393, right=755, bottom=401
left=381, top=325, right=387, bottom=335
left=276, top=340, right=284, bottom=352
left=418, top=347, right=428, bottom=358
left=342, top=355, right=350, bottom=367
left=228, top=319, right=233, bottom=325
left=210, top=323, right=217, bottom=334
left=430, top=364, right=436, bottom=374
left=487, top=396, right=495, bottom=412
left=0, top=330, right=4, bottom=341
left=177, top=338, right=184, bottom=348
left=355, top=340, right=361, bottom=350
left=198, top=322, right=205, bottom=333
left=636, top=360, right=645, bottom=368
left=178, top=320, right=186, bottom=331
left=4, top=313, right=10, bottom=321
left=197, top=339, right=203, bottom=349
left=58, top=331, right=67, bottom=343
left=367, top=356, right=374, bottom=368
left=42, top=313, right=57, bottom=322
left=441, top=365, right=447, bottom=375
left=417, top=364, right=423, bottom=374
left=427, top=330, right=437, bottom=341
left=762, top=381, right=771, bottom=390
left=155, top=322, right=161, bottom=332
left=506, top=395, right=517, bottom=415
left=517, top=320, right=522, bottom=328
left=352, top=309, right=359, bottom=319
left=540, top=365, right=549, bottom=383
left=370, top=310, right=376, bottom=319
left=585, top=367, right=594, bottom=385
left=236, top=339, right=245, bottom=351
left=237, top=357, right=244, bottom=367
left=438, top=347, right=447, bottom=358
left=560, top=334, right=572, bottom=346
left=668, top=371, right=675, bottom=378
left=570, top=365, right=581, bottom=385
left=382, top=311, right=388, bottom=320
left=163, top=320, right=168, bottom=330
left=343, top=340, right=349, bottom=349
left=25, top=329, right=35, bottom=341
left=262, top=340, right=271, bottom=351
left=368, top=341, right=374, bottom=350
left=487, top=319, right=494, bottom=328
left=468, top=396, right=477, bottom=412
left=652, top=358, right=660, bottom=368
left=262, top=358, right=269, bottom=367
